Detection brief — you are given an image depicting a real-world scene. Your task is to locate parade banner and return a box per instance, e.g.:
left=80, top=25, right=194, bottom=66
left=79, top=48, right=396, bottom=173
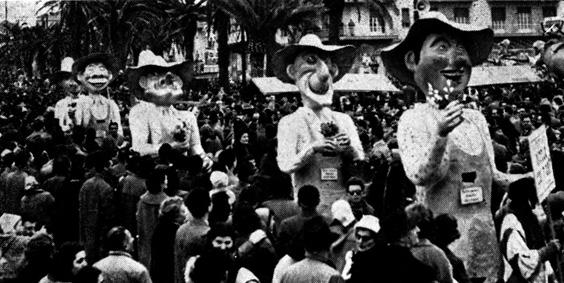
left=528, top=125, right=556, bottom=201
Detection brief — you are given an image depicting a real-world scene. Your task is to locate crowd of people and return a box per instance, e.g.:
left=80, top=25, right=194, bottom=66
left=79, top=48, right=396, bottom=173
left=0, top=60, right=564, bottom=283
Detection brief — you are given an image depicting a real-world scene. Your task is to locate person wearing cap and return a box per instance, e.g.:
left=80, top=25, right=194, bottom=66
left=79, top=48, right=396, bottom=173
left=381, top=11, right=532, bottom=282
left=274, top=34, right=364, bottom=219
left=52, top=57, right=84, bottom=133
left=341, top=214, right=382, bottom=281
left=73, top=53, right=122, bottom=139
left=127, top=50, right=212, bottom=171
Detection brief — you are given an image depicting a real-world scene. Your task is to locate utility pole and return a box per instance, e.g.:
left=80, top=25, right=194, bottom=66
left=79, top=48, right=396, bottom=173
left=4, top=0, right=7, bottom=22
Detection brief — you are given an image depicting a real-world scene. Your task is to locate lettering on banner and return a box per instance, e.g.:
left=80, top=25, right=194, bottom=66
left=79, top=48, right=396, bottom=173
left=528, top=125, right=556, bottom=201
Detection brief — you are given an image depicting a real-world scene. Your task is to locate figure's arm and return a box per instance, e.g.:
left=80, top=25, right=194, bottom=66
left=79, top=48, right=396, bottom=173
left=110, top=100, right=123, bottom=135
left=276, top=117, right=315, bottom=174
left=129, top=108, right=160, bottom=156
left=342, top=115, right=365, bottom=161
left=397, top=110, right=450, bottom=187
left=182, top=111, right=205, bottom=158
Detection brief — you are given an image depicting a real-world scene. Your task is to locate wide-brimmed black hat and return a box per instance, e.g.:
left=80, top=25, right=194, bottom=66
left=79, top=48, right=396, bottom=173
left=381, top=11, right=493, bottom=86
left=272, top=34, right=355, bottom=84
left=72, top=52, right=120, bottom=76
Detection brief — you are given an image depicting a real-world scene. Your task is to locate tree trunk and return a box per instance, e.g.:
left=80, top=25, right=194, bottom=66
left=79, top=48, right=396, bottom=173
left=325, top=0, right=345, bottom=44
left=241, top=51, right=247, bottom=85
left=250, top=51, right=264, bottom=78
left=183, top=21, right=197, bottom=62
left=216, top=10, right=230, bottom=92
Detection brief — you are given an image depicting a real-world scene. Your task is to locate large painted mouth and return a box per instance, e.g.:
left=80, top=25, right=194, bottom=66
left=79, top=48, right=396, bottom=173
left=87, top=77, right=109, bottom=88
left=440, top=68, right=465, bottom=86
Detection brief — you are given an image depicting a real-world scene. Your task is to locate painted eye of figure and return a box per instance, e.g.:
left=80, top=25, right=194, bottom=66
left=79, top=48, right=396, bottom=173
left=305, top=55, right=317, bottom=64
left=437, top=43, right=448, bottom=52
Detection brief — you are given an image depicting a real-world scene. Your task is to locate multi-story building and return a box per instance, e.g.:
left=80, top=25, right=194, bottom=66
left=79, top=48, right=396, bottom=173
left=429, top=0, right=562, bottom=50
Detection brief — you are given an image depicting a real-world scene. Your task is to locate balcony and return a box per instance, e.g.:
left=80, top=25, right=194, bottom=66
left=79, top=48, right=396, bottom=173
left=318, top=27, right=398, bottom=41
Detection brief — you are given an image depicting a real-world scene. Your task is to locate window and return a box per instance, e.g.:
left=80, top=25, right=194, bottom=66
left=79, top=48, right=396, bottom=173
left=516, top=7, right=532, bottom=31
left=543, top=6, right=557, bottom=18
left=491, top=7, right=506, bottom=30
left=401, top=8, right=410, bottom=28
left=453, top=7, right=469, bottom=24
left=370, top=13, right=381, bottom=32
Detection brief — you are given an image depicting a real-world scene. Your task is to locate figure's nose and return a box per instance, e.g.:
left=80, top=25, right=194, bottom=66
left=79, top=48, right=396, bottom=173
left=309, top=61, right=331, bottom=93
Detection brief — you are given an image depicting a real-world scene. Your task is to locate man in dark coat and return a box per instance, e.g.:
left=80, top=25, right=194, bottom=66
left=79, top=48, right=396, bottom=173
left=79, top=151, right=116, bottom=263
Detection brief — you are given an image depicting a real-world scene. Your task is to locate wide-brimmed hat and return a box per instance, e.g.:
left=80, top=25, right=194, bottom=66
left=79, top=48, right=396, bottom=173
left=72, top=52, right=120, bottom=76
left=51, top=57, right=75, bottom=84
left=127, top=50, right=193, bottom=86
left=272, top=34, right=355, bottom=84
left=381, top=11, right=493, bottom=86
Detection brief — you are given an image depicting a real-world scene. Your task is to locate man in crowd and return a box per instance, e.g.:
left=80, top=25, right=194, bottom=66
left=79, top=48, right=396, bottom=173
left=79, top=151, right=116, bottom=263
left=175, top=189, right=211, bottom=283
left=381, top=11, right=531, bottom=282
left=274, top=34, right=364, bottom=218
left=94, top=226, right=152, bottom=283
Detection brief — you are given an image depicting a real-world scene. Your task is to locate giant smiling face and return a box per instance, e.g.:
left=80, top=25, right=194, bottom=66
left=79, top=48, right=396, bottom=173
left=138, top=71, right=184, bottom=106
left=286, top=51, right=340, bottom=108
left=404, top=32, right=472, bottom=102
left=77, top=63, right=113, bottom=93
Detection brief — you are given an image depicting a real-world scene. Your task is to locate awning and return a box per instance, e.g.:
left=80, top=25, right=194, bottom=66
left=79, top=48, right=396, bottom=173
left=468, top=65, right=542, bottom=86
left=251, top=73, right=399, bottom=95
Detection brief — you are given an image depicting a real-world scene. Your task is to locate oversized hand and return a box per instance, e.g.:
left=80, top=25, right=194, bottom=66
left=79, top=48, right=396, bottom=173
left=170, top=140, right=189, bottom=150
left=436, top=101, right=464, bottom=137
left=312, top=138, right=338, bottom=154
left=335, top=133, right=350, bottom=147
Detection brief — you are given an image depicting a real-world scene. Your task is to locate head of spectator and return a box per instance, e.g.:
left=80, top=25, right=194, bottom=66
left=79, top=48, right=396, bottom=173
left=303, top=216, right=333, bottom=256
left=13, top=149, right=31, bottom=170
left=52, top=155, right=70, bottom=177
left=186, top=188, right=211, bottom=220
left=189, top=248, right=232, bottom=283
left=381, top=209, right=419, bottom=247
left=146, top=166, right=166, bottom=195
left=297, top=185, right=320, bottom=214
left=405, top=203, right=435, bottom=241
left=47, top=242, right=85, bottom=281
left=433, top=214, right=461, bottom=248
left=210, top=170, right=229, bottom=190
left=104, top=226, right=134, bottom=253
left=85, top=151, right=108, bottom=173
left=331, top=199, right=356, bottom=228
left=209, top=190, right=231, bottom=224
left=354, top=215, right=381, bottom=252
left=73, top=265, right=103, bottom=283
left=346, top=177, right=366, bottom=204
left=159, top=196, right=188, bottom=225
left=216, top=148, right=236, bottom=172
left=232, top=204, right=263, bottom=237
left=206, top=222, right=236, bottom=253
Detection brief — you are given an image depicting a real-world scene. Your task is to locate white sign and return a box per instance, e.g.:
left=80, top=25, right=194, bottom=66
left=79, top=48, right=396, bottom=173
left=528, top=125, right=556, bottom=201
left=460, top=186, right=484, bottom=205
left=321, top=168, right=338, bottom=181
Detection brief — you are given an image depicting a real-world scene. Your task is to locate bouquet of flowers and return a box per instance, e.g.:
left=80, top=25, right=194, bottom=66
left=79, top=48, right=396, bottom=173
left=320, top=121, right=339, bottom=138
left=172, top=123, right=187, bottom=143
left=427, top=79, right=455, bottom=109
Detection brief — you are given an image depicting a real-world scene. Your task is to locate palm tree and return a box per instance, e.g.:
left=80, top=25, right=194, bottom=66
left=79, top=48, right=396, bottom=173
left=39, top=0, right=105, bottom=58
left=91, top=0, right=162, bottom=68
left=324, top=0, right=398, bottom=44
left=212, top=0, right=323, bottom=77
left=157, top=0, right=206, bottom=62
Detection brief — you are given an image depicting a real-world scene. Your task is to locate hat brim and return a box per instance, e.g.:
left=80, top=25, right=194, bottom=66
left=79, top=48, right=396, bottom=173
left=273, top=44, right=356, bottom=84
left=126, top=61, right=193, bottom=86
left=72, top=53, right=120, bottom=76
left=381, top=18, right=493, bottom=86
left=50, top=71, right=73, bottom=84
